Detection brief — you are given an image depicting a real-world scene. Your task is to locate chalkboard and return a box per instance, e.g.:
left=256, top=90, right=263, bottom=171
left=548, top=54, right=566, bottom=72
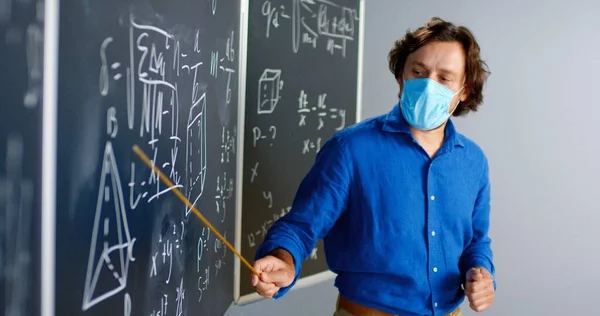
left=0, top=1, right=44, bottom=315
left=54, top=1, right=241, bottom=315
left=238, top=0, right=363, bottom=302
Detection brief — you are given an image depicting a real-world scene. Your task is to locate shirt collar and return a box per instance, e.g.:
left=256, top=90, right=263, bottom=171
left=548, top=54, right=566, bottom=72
left=381, top=103, right=465, bottom=148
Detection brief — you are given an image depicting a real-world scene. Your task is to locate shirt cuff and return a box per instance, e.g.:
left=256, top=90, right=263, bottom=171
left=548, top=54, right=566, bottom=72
left=255, top=240, right=304, bottom=299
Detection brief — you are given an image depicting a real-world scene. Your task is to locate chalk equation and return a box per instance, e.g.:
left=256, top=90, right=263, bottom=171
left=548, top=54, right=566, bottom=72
left=149, top=220, right=185, bottom=282
left=251, top=125, right=276, bottom=147
left=260, top=0, right=359, bottom=57
left=147, top=215, right=186, bottom=316
left=245, top=206, right=318, bottom=260
left=0, top=135, right=34, bottom=316
left=215, top=172, right=234, bottom=223
left=302, top=137, right=322, bottom=155
left=221, top=126, right=236, bottom=164
left=298, top=90, right=346, bottom=131
left=246, top=206, right=291, bottom=248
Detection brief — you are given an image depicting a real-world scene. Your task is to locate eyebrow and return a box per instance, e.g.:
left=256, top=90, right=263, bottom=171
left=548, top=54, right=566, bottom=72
left=411, top=61, right=457, bottom=76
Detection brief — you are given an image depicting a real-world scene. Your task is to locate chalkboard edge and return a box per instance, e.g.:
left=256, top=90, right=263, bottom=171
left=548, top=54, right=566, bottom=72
left=234, top=270, right=336, bottom=306
left=233, top=0, right=250, bottom=304
left=356, top=0, right=366, bottom=122
left=41, top=0, right=60, bottom=316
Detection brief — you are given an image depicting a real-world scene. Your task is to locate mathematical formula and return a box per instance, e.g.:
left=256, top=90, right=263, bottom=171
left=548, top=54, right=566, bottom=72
left=78, top=5, right=238, bottom=315
left=260, top=0, right=359, bottom=57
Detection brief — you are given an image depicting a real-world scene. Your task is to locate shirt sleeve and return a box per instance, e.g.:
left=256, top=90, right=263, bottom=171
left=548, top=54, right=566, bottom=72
left=254, top=134, right=353, bottom=298
left=459, top=156, right=496, bottom=289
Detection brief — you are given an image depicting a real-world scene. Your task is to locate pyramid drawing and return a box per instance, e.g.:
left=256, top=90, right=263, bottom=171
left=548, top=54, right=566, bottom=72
left=82, top=142, right=133, bottom=311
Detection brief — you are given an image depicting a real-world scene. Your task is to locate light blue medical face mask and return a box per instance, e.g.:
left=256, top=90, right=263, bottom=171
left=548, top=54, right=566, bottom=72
left=400, top=78, right=464, bottom=131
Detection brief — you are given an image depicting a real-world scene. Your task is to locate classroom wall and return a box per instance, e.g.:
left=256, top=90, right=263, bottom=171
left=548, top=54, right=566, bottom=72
left=231, top=0, right=600, bottom=315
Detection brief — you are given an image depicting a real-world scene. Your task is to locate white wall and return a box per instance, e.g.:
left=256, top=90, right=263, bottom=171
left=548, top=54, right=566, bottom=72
left=232, top=0, right=600, bottom=314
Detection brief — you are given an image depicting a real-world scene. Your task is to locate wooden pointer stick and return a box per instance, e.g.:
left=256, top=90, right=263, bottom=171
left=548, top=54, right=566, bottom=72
left=132, top=145, right=260, bottom=277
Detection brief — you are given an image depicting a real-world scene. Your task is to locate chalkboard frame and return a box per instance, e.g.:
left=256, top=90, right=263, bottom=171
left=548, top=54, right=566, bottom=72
left=232, top=0, right=251, bottom=309
left=232, top=0, right=250, bottom=306
left=233, top=0, right=365, bottom=305
left=41, top=0, right=59, bottom=315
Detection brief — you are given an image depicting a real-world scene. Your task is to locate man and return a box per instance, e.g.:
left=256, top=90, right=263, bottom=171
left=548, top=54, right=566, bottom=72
left=251, top=17, right=496, bottom=316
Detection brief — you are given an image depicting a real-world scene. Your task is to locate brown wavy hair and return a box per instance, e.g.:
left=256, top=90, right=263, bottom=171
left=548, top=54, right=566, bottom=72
left=388, top=17, right=490, bottom=116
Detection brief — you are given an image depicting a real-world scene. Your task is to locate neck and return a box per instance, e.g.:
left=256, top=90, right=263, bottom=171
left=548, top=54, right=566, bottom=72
left=410, top=123, right=447, bottom=157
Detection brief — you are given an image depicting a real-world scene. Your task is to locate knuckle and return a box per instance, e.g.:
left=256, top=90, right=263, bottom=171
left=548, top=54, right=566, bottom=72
left=256, top=284, right=269, bottom=292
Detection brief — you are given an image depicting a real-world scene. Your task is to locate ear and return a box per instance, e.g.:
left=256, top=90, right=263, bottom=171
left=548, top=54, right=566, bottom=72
left=396, top=73, right=403, bottom=87
left=396, top=74, right=404, bottom=99
left=459, top=85, right=469, bottom=102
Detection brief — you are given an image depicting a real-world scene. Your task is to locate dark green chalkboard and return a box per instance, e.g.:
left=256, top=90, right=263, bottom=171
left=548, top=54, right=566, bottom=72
left=239, top=0, right=362, bottom=300
left=54, top=1, right=241, bottom=315
left=0, top=0, right=44, bottom=315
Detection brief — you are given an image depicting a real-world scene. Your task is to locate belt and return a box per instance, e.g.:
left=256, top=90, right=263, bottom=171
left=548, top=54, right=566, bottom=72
left=338, top=295, right=461, bottom=316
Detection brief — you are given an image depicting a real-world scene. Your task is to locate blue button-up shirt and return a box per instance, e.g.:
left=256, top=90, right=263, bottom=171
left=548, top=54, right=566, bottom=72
left=256, top=105, right=495, bottom=316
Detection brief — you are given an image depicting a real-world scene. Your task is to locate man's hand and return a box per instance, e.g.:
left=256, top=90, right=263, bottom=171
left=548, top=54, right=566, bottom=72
left=465, top=267, right=495, bottom=312
left=251, top=250, right=295, bottom=298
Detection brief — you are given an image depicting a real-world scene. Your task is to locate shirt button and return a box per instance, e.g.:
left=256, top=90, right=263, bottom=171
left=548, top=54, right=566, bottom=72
left=434, top=302, right=438, bottom=308
left=433, top=267, right=438, bottom=272
left=430, top=195, right=435, bottom=201
left=431, top=231, right=436, bottom=236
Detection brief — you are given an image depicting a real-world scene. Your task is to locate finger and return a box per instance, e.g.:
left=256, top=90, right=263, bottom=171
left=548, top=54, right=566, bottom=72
left=255, top=255, right=289, bottom=272
left=261, top=269, right=293, bottom=286
left=253, top=258, right=271, bottom=273
left=262, top=286, right=280, bottom=298
left=465, top=280, right=487, bottom=293
left=472, top=278, right=494, bottom=293
left=471, top=292, right=494, bottom=310
left=253, top=260, right=265, bottom=275
left=466, top=286, right=492, bottom=301
left=469, top=296, right=492, bottom=312
left=255, top=281, right=276, bottom=296
left=251, top=274, right=259, bottom=286
left=471, top=300, right=493, bottom=312
left=480, top=268, right=493, bottom=280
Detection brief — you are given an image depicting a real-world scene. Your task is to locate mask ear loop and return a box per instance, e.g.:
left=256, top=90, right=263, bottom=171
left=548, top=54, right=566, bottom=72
left=448, top=85, right=466, bottom=116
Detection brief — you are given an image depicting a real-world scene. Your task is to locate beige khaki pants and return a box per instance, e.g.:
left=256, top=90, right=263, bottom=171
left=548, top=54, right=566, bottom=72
left=333, top=296, right=462, bottom=316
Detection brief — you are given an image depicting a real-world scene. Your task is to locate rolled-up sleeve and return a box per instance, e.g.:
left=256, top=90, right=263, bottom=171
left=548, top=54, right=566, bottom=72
left=255, top=134, right=353, bottom=298
left=459, top=156, right=496, bottom=289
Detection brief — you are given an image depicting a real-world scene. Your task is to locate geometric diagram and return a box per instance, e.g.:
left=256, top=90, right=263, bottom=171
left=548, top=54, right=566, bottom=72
left=0, top=135, right=34, bottom=316
left=257, top=69, right=282, bottom=114
left=185, top=92, right=207, bottom=217
left=82, top=142, right=136, bottom=311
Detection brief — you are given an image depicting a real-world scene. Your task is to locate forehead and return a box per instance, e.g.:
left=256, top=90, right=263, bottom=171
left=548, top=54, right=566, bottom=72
left=406, top=41, right=466, bottom=74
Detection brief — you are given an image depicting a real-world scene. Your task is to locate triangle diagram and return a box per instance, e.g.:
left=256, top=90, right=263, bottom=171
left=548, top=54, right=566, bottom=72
left=82, top=142, right=132, bottom=311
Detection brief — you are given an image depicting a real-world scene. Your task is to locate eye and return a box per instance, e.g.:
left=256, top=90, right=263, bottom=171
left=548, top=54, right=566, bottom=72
left=413, top=69, right=424, bottom=76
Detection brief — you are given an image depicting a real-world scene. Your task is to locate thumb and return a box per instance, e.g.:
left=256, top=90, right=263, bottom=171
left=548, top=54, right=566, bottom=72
left=261, top=269, right=294, bottom=287
left=467, top=268, right=483, bottom=282
left=481, top=268, right=493, bottom=280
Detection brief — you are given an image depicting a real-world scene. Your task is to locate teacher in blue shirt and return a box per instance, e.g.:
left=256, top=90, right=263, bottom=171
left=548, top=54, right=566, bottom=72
left=251, top=17, right=496, bottom=316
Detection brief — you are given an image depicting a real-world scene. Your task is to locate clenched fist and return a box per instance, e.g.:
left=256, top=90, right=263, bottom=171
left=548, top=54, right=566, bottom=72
left=251, top=250, right=295, bottom=298
left=465, top=267, right=495, bottom=312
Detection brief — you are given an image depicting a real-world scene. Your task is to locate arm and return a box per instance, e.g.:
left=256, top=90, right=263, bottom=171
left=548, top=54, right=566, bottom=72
left=255, top=135, right=353, bottom=298
left=459, top=157, right=496, bottom=289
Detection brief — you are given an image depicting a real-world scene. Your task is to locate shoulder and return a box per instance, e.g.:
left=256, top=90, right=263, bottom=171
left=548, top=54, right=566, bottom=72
left=457, top=133, right=487, bottom=160
left=456, top=133, right=490, bottom=178
left=332, top=114, right=387, bottom=147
